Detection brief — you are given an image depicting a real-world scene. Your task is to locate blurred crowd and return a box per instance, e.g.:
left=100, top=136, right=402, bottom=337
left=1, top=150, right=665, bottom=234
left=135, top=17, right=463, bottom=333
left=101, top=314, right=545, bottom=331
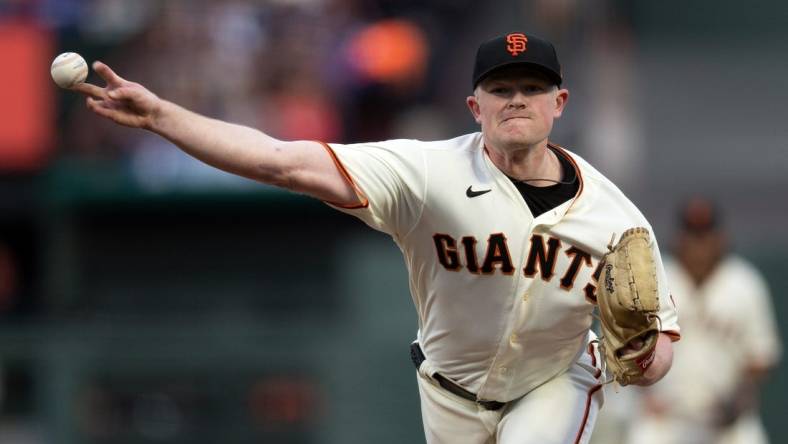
left=4, top=0, right=489, bottom=190
left=1, top=0, right=644, bottom=190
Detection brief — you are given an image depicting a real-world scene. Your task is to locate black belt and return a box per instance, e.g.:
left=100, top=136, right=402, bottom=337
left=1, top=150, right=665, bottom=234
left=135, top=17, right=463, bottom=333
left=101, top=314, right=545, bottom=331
left=410, top=343, right=506, bottom=411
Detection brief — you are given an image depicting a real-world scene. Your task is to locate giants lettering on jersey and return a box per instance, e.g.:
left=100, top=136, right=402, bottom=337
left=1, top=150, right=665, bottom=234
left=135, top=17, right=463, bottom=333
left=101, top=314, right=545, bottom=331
left=433, top=233, right=604, bottom=302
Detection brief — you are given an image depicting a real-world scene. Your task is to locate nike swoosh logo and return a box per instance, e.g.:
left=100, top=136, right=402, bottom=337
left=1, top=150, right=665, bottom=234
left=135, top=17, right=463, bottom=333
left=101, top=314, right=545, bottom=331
left=466, top=186, right=492, bottom=198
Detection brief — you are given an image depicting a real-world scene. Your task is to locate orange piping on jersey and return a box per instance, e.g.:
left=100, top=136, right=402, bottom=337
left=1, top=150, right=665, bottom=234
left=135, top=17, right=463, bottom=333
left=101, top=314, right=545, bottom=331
left=548, top=142, right=584, bottom=212
left=586, top=343, right=602, bottom=379
left=573, top=384, right=603, bottom=444
left=662, top=330, right=681, bottom=342
left=317, top=141, right=369, bottom=209
left=482, top=143, right=583, bottom=200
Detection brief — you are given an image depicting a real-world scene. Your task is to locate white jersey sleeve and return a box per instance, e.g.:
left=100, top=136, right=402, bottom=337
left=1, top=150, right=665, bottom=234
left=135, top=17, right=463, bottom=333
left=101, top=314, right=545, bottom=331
left=320, top=140, right=426, bottom=237
left=652, top=237, right=680, bottom=338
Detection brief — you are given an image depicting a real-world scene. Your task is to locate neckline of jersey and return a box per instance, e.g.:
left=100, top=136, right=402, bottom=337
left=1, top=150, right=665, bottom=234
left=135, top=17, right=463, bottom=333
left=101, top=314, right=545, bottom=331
left=480, top=139, right=584, bottom=224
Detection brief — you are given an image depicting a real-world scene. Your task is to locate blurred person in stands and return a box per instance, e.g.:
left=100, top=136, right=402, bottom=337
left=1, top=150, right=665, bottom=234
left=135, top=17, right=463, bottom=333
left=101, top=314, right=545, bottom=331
left=627, top=197, right=782, bottom=444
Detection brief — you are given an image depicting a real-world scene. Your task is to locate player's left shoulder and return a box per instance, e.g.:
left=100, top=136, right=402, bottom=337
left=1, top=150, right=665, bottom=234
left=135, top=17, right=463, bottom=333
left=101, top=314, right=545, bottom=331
left=551, top=143, right=624, bottom=208
left=550, top=143, right=605, bottom=183
left=555, top=143, right=650, bottom=223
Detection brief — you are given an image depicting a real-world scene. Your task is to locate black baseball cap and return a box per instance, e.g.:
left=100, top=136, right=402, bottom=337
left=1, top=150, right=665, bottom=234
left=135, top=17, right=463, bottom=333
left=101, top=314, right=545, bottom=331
left=472, top=32, right=562, bottom=89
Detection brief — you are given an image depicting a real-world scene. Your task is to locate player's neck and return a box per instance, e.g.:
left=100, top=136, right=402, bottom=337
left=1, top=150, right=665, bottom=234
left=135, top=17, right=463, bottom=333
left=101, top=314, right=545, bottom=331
left=486, top=142, right=562, bottom=187
left=683, top=260, right=720, bottom=287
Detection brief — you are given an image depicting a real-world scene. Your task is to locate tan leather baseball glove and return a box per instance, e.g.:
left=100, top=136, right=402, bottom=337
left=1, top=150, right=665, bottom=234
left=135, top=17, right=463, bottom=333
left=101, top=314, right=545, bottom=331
left=597, top=227, right=661, bottom=386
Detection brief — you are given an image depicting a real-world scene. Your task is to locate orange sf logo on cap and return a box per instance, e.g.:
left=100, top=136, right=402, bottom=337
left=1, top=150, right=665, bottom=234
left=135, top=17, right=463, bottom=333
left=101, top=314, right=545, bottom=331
left=506, top=33, right=528, bottom=56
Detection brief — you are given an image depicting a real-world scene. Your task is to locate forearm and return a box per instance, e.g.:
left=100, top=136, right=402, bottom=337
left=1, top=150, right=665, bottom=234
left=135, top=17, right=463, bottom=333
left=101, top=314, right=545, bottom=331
left=635, top=332, right=674, bottom=386
left=77, top=62, right=357, bottom=204
left=149, top=100, right=291, bottom=185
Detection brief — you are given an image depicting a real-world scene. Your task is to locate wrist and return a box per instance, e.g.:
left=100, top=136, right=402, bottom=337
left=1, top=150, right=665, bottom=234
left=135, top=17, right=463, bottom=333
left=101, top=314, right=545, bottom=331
left=145, top=98, right=170, bottom=133
left=633, top=333, right=673, bottom=386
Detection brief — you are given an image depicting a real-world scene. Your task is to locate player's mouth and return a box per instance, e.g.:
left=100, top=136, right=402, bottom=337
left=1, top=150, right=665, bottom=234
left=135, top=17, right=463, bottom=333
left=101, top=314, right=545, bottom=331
left=500, top=116, right=530, bottom=124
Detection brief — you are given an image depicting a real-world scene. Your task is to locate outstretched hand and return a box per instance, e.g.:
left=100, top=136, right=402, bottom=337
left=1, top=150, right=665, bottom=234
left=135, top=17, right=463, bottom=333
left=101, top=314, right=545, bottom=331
left=72, top=61, right=161, bottom=130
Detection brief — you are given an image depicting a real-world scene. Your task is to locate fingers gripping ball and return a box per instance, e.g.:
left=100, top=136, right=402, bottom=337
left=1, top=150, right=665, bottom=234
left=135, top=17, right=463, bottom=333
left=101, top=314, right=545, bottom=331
left=597, top=227, right=661, bottom=385
left=51, top=52, right=88, bottom=89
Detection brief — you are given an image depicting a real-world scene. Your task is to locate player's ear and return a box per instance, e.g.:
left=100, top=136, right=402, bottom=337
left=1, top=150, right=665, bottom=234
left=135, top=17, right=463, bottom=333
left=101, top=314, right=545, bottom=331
left=466, top=95, right=482, bottom=124
left=553, top=88, right=569, bottom=118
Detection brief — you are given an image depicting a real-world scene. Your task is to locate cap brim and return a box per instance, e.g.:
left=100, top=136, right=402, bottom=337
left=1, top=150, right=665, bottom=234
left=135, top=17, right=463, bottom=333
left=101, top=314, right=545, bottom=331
left=474, top=61, right=562, bottom=88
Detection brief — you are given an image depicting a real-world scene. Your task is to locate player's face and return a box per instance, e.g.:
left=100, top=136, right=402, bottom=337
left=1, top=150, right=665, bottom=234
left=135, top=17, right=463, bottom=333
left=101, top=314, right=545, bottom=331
left=466, top=67, right=568, bottom=152
left=676, top=230, right=726, bottom=284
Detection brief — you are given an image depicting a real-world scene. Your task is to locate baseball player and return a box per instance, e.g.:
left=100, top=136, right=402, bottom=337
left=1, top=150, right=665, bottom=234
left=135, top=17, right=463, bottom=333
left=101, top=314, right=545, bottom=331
left=627, top=198, right=781, bottom=444
left=72, top=32, right=680, bottom=443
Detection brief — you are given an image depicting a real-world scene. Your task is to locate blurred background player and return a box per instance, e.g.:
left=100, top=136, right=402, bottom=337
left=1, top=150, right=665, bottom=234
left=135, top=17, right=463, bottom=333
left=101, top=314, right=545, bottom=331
left=623, top=197, right=782, bottom=444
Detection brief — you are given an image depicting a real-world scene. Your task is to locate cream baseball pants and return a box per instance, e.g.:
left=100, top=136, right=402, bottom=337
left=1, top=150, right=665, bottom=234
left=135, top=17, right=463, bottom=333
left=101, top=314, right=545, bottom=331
left=416, top=341, right=605, bottom=444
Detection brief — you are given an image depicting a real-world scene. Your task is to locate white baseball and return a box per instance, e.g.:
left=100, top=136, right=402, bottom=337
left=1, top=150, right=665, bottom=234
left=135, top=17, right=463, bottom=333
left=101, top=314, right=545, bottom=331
left=50, top=52, right=88, bottom=89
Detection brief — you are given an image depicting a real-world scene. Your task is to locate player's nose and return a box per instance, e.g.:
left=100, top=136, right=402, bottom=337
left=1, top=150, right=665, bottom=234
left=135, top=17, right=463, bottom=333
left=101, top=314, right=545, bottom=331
left=506, top=91, right=529, bottom=108
left=506, top=98, right=526, bottom=109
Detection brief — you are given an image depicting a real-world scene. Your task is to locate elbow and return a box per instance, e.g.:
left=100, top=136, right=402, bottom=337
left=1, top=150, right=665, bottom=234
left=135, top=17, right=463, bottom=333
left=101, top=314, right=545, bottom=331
left=258, top=165, right=295, bottom=189
left=253, top=142, right=297, bottom=188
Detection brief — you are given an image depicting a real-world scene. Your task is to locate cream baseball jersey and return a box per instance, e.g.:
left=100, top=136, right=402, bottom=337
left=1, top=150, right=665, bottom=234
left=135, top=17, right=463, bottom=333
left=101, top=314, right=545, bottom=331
left=322, top=132, right=680, bottom=402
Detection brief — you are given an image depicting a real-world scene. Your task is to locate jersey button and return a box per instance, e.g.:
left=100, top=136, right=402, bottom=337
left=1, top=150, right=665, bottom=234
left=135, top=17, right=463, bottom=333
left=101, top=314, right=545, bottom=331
left=499, top=366, right=508, bottom=374
left=509, top=334, right=518, bottom=343
left=522, top=291, right=529, bottom=301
